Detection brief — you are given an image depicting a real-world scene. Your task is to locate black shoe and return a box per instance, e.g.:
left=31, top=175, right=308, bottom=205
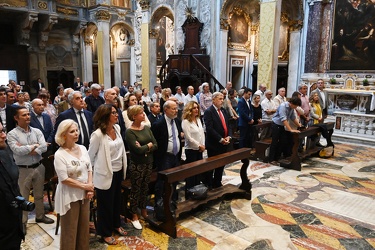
left=36, top=216, right=54, bottom=224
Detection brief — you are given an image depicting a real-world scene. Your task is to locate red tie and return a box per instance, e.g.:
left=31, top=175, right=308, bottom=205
left=218, top=109, right=228, bottom=137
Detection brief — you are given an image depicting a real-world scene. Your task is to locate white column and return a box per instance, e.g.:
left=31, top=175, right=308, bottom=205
left=82, top=41, right=93, bottom=82
left=217, top=29, right=229, bottom=85
left=287, top=30, right=302, bottom=95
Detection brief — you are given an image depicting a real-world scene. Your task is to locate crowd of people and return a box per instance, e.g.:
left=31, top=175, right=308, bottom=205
left=0, top=77, right=327, bottom=249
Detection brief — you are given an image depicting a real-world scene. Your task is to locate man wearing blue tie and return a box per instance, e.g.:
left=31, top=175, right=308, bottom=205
left=237, top=87, right=254, bottom=148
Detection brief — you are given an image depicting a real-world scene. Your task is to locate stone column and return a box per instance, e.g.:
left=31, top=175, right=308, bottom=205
left=140, top=1, right=151, bottom=90
left=258, top=0, right=282, bottom=94
left=287, top=24, right=303, bottom=95
left=95, top=9, right=111, bottom=89
left=83, top=38, right=93, bottom=83
left=217, top=19, right=229, bottom=85
left=149, top=29, right=158, bottom=92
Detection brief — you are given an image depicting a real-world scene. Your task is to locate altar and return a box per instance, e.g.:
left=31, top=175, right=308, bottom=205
left=325, top=88, right=375, bottom=115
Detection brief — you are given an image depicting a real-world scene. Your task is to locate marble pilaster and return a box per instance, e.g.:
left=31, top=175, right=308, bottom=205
left=95, top=9, right=111, bottom=88
left=83, top=41, right=93, bottom=83
left=141, top=8, right=150, bottom=90
left=217, top=28, right=229, bottom=85
left=258, top=0, right=281, bottom=94
left=287, top=30, right=302, bottom=96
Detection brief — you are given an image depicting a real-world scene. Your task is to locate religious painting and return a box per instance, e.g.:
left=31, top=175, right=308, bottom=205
left=157, top=17, right=167, bottom=66
left=330, top=0, right=375, bottom=70
left=228, top=7, right=251, bottom=49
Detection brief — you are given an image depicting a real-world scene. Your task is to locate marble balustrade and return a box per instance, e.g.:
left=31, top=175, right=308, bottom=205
left=333, top=112, right=375, bottom=140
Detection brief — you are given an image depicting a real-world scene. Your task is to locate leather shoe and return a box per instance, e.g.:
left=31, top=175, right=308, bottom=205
left=36, top=216, right=54, bottom=224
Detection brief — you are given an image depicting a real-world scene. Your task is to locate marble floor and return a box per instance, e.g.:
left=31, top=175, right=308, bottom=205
left=23, top=141, right=375, bottom=250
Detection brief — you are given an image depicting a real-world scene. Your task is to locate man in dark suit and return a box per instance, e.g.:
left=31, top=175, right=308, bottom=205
left=147, top=102, right=161, bottom=125
left=0, top=87, right=16, bottom=133
left=120, top=80, right=128, bottom=97
left=151, top=100, right=182, bottom=221
left=203, top=91, right=231, bottom=188
left=85, top=83, right=104, bottom=113
left=30, top=99, right=54, bottom=143
left=73, top=77, right=83, bottom=91
left=33, top=78, right=45, bottom=92
left=237, top=87, right=254, bottom=148
left=0, top=122, right=24, bottom=247
left=54, top=91, right=93, bottom=149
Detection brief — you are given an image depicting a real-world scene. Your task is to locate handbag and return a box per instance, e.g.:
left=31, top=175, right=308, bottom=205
left=187, top=184, right=208, bottom=200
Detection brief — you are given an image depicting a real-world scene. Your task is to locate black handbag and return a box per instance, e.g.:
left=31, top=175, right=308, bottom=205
left=187, top=184, right=208, bottom=200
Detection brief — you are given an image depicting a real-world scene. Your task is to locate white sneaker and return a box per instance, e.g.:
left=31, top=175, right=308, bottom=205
left=131, top=220, right=142, bottom=230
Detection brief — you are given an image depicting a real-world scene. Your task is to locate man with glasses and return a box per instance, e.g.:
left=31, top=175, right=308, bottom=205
left=7, top=107, right=54, bottom=234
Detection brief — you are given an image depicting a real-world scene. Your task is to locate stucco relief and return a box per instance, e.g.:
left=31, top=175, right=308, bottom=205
left=175, top=0, right=188, bottom=52
left=199, top=0, right=211, bottom=54
left=134, top=8, right=143, bottom=80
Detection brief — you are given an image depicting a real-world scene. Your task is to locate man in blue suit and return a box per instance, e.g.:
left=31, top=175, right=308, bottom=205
left=203, top=92, right=231, bottom=188
left=54, top=91, right=93, bottom=149
left=30, top=99, right=54, bottom=143
left=237, top=87, right=254, bottom=148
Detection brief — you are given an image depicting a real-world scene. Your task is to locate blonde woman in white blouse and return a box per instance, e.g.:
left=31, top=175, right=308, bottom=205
left=181, top=101, right=205, bottom=199
left=54, top=119, right=94, bottom=250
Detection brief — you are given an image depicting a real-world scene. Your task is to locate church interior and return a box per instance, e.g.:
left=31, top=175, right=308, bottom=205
left=0, top=0, right=375, bottom=249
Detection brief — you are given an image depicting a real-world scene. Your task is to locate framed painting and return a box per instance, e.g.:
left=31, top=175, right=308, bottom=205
left=330, top=0, right=375, bottom=70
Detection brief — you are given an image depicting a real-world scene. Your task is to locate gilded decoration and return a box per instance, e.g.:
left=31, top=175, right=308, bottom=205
left=117, top=10, right=128, bottom=21
left=0, top=0, right=27, bottom=7
left=37, top=1, right=48, bottom=10
left=56, top=0, right=81, bottom=6
left=149, top=28, right=159, bottom=39
left=57, top=6, right=79, bottom=16
left=95, top=10, right=111, bottom=21
left=220, top=18, right=230, bottom=30
left=128, top=39, right=135, bottom=46
left=228, top=6, right=251, bottom=50
left=139, top=0, right=150, bottom=10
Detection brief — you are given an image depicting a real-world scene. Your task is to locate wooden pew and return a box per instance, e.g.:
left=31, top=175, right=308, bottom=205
left=252, top=122, right=335, bottom=171
left=147, top=148, right=252, bottom=238
left=279, top=122, right=334, bottom=171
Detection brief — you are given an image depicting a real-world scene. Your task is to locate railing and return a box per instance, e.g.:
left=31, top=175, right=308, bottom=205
left=334, top=111, right=375, bottom=140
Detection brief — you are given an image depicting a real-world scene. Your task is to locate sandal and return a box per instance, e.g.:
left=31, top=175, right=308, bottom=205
left=115, top=227, right=127, bottom=236
left=101, top=236, right=117, bottom=245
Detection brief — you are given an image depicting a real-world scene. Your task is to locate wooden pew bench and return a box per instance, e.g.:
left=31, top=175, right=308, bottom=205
left=251, top=122, right=335, bottom=171
left=147, top=148, right=252, bottom=238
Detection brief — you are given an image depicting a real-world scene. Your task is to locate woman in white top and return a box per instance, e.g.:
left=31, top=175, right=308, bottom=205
left=54, top=119, right=94, bottom=250
left=181, top=101, right=205, bottom=199
left=122, top=93, right=151, bottom=129
left=88, top=104, right=127, bottom=245
left=141, top=88, right=152, bottom=110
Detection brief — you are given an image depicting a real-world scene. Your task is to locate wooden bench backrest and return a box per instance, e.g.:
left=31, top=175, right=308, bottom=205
left=158, top=148, right=251, bottom=183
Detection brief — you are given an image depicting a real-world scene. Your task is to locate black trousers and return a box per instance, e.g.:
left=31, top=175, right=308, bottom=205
left=269, top=123, right=293, bottom=161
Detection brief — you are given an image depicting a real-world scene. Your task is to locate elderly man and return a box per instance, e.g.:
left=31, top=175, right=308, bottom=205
left=203, top=92, right=231, bottom=188
left=57, top=88, right=73, bottom=114
left=184, top=85, right=198, bottom=104
left=7, top=107, right=54, bottom=232
left=30, top=99, right=54, bottom=144
left=73, top=77, right=83, bottom=91
left=85, top=83, right=104, bottom=113
left=55, top=91, right=93, bottom=149
left=148, top=102, right=162, bottom=125
left=273, top=87, right=287, bottom=109
left=298, top=83, right=310, bottom=126
left=174, top=86, right=185, bottom=120
left=254, top=84, right=267, bottom=102
left=112, top=86, right=124, bottom=110
left=152, top=100, right=183, bottom=221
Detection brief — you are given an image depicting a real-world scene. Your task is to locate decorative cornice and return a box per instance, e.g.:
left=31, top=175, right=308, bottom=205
left=95, top=9, right=111, bottom=21
left=117, top=10, right=128, bottom=21
left=149, top=28, right=159, bottom=39
left=57, top=6, right=79, bottom=16
left=37, top=1, right=48, bottom=10
left=220, top=18, right=229, bottom=30
left=139, top=0, right=150, bottom=11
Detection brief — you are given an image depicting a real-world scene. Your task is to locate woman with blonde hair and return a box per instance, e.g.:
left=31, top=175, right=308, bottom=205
left=88, top=104, right=127, bottom=245
left=181, top=101, right=205, bottom=199
left=54, top=119, right=94, bottom=249
left=309, top=92, right=323, bottom=125
left=125, top=105, right=157, bottom=229
left=122, top=93, right=151, bottom=129
left=160, top=88, right=172, bottom=111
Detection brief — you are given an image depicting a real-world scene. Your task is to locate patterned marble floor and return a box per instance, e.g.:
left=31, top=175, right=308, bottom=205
left=23, top=141, right=375, bottom=250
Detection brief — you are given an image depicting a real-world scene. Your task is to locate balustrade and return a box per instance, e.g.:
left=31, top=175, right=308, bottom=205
left=334, top=112, right=375, bottom=139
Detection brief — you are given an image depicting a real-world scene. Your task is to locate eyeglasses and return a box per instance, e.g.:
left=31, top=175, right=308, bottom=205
left=111, top=111, right=118, bottom=115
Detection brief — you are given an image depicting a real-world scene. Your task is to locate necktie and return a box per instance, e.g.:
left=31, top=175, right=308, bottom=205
left=218, top=109, right=228, bottom=137
left=171, top=119, right=178, bottom=155
left=78, top=111, right=89, bottom=148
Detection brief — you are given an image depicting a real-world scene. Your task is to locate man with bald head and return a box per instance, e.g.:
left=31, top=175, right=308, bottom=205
left=104, top=88, right=126, bottom=144
left=30, top=99, right=54, bottom=144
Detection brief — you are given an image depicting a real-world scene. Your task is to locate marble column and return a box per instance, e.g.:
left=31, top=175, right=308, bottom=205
left=82, top=38, right=93, bottom=83
left=149, top=30, right=157, bottom=91
left=140, top=3, right=151, bottom=90
left=95, top=9, right=111, bottom=89
left=287, top=29, right=302, bottom=95
left=217, top=19, right=229, bottom=85
left=258, top=0, right=282, bottom=94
